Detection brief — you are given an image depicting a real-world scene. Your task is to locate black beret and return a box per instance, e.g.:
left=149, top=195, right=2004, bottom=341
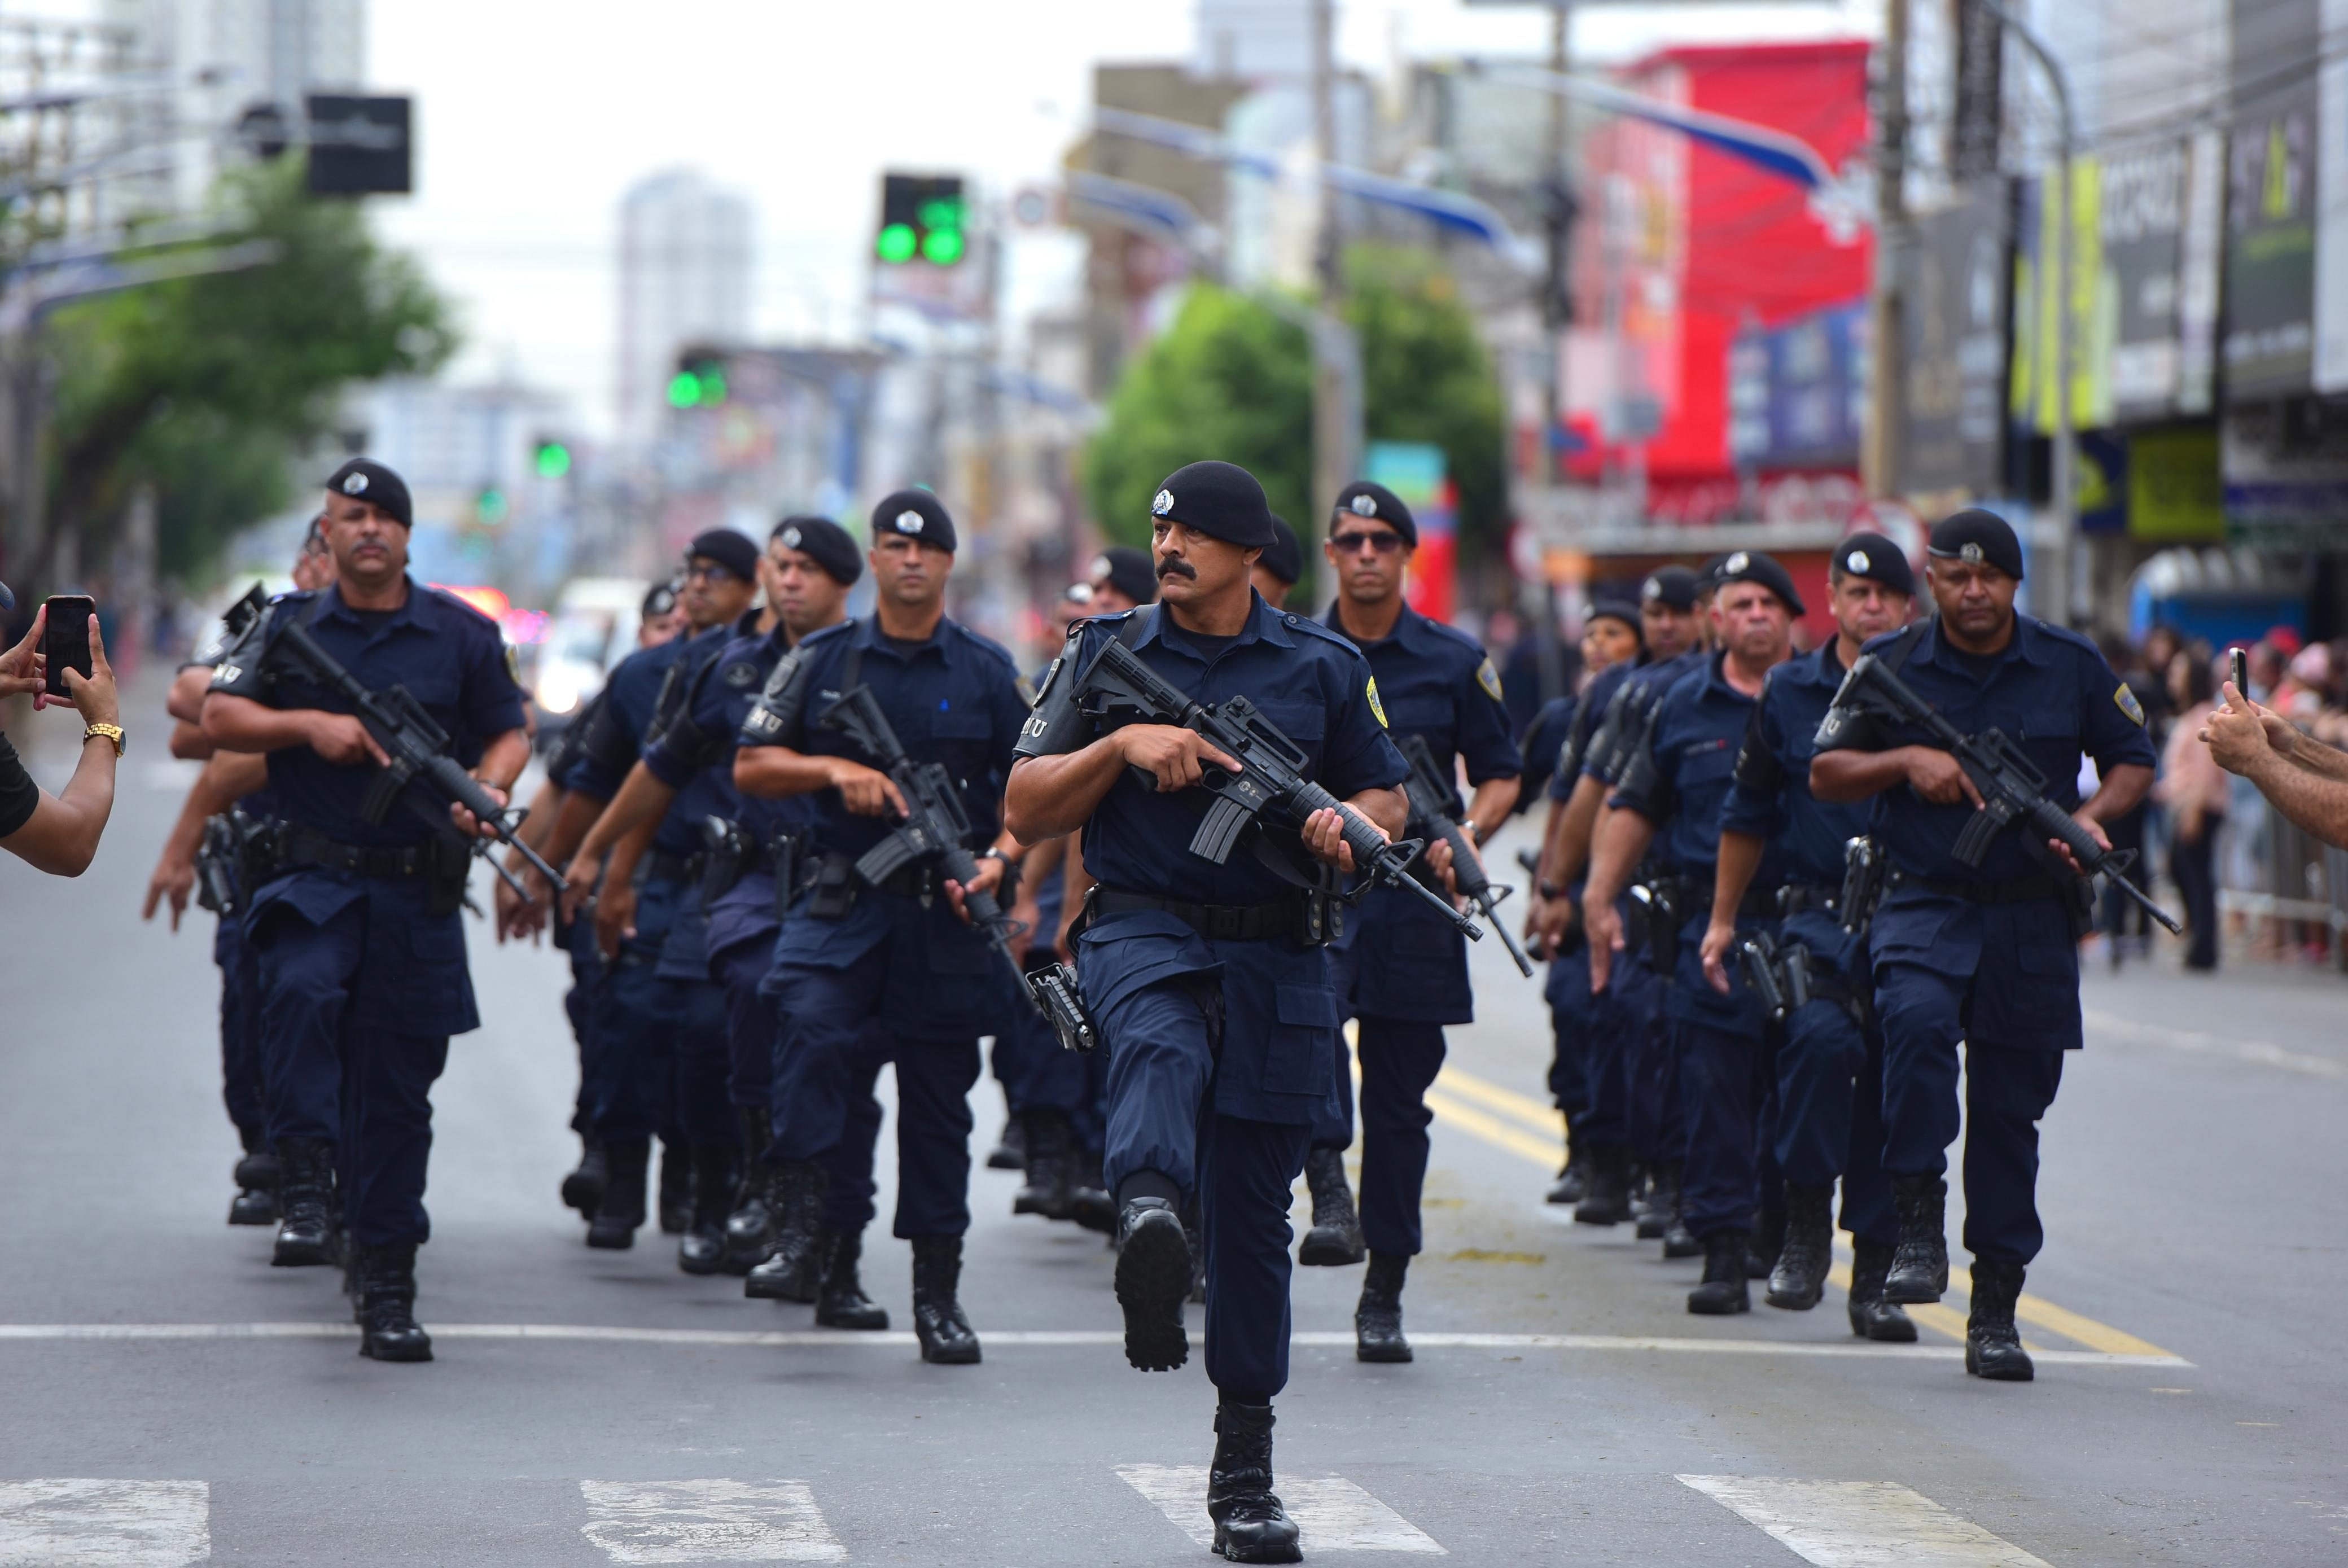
left=1829, top=531, right=1916, bottom=596
left=1698, top=551, right=1731, bottom=589
left=1090, top=545, right=1158, bottom=606
left=873, top=489, right=957, bottom=553
left=687, top=528, right=761, bottom=583
left=1639, top=566, right=1701, bottom=611
left=642, top=580, right=679, bottom=620
left=1330, top=480, right=1417, bottom=547
left=1928, top=507, right=2024, bottom=580
left=1150, top=461, right=1275, bottom=549
left=1258, top=514, right=1303, bottom=586
left=1587, top=598, right=1643, bottom=634
left=770, top=514, right=862, bottom=586
left=324, top=458, right=412, bottom=528
left=1710, top=548, right=1806, bottom=617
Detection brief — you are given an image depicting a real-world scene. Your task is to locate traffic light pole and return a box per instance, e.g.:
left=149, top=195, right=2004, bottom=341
left=1308, top=0, right=1357, bottom=573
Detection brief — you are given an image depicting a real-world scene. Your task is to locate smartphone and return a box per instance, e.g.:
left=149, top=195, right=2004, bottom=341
left=2229, top=646, right=2249, bottom=698
left=41, top=595, right=94, bottom=700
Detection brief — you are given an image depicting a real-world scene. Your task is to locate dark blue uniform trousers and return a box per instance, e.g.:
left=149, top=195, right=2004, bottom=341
left=213, top=913, right=266, bottom=1144
left=593, top=878, right=731, bottom=1146
left=1098, top=976, right=1311, bottom=1402
left=712, top=937, right=776, bottom=1110
left=251, top=901, right=447, bottom=1247
left=1677, top=1017, right=1771, bottom=1239
left=1353, top=1018, right=1446, bottom=1256
left=1774, top=997, right=1896, bottom=1246
left=993, top=1000, right=1096, bottom=1126
left=557, top=910, right=603, bottom=1138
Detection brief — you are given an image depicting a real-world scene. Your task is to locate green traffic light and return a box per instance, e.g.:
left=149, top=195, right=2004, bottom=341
left=695, top=367, right=727, bottom=406
left=921, top=227, right=964, bottom=265
left=476, top=488, right=509, bottom=525
left=918, top=198, right=961, bottom=230
left=535, top=443, right=571, bottom=479
left=667, top=371, right=701, bottom=409
left=876, top=222, right=917, bottom=264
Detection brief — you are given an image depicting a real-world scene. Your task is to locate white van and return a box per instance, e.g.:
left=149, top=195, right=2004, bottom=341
left=535, top=576, right=652, bottom=736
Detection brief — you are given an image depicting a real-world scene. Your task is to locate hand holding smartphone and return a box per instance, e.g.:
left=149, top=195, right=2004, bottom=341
left=41, top=595, right=95, bottom=702
left=2228, top=646, right=2249, bottom=702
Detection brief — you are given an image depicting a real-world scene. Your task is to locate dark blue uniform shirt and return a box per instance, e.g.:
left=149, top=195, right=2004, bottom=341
left=1815, top=616, right=2156, bottom=883
left=1590, top=649, right=1707, bottom=790
left=1549, top=659, right=1640, bottom=803
left=1322, top=602, right=1521, bottom=789
left=1720, top=640, right=1872, bottom=888
left=560, top=624, right=722, bottom=860
left=210, top=579, right=524, bottom=848
left=1516, top=695, right=1576, bottom=813
left=1611, top=650, right=1791, bottom=891
left=1023, top=597, right=1407, bottom=906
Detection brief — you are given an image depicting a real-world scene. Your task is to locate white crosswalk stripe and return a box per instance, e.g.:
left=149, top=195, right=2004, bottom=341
left=578, top=1480, right=845, bottom=1564
left=1679, top=1475, right=2054, bottom=1568
left=0, top=1479, right=209, bottom=1567
left=1117, top=1464, right=1445, bottom=1554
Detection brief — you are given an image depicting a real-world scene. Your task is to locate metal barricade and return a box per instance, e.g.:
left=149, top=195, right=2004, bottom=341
left=2216, top=792, right=2348, bottom=968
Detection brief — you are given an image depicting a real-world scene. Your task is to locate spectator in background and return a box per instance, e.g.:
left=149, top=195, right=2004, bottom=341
left=2156, top=647, right=2228, bottom=970
left=2273, top=643, right=2329, bottom=725
left=0, top=598, right=123, bottom=876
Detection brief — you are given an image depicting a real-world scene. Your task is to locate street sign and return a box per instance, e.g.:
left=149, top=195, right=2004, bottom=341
left=305, top=94, right=411, bottom=195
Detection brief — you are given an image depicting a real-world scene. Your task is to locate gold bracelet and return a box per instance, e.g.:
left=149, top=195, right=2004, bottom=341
left=84, top=722, right=126, bottom=757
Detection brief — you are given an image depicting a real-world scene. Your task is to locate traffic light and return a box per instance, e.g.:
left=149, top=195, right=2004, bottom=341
left=533, top=438, right=572, bottom=480
left=669, top=350, right=728, bottom=409
left=474, top=486, right=509, bottom=526
left=877, top=174, right=966, bottom=266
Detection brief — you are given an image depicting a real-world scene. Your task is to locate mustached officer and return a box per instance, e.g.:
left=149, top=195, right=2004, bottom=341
left=1698, top=536, right=1917, bottom=1337
left=1311, top=480, right=1521, bottom=1362
left=203, top=458, right=531, bottom=1362
left=1811, top=510, right=2155, bottom=1381
left=1005, top=461, right=1410, bottom=1565
left=735, top=490, right=1032, bottom=1364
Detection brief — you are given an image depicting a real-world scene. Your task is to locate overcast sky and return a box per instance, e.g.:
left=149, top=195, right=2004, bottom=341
left=344, top=3, right=1869, bottom=437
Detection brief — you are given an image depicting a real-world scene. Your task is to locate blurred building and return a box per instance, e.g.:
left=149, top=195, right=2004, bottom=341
left=616, top=169, right=754, bottom=447
left=361, top=376, right=575, bottom=599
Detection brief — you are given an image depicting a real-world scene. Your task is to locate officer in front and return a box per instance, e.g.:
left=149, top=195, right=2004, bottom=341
left=1811, top=509, right=2155, bottom=1381
left=1583, top=552, right=1799, bottom=1313
left=203, top=458, right=530, bottom=1363
left=734, top=490, right=1032, bottom=1365
left=1313, top=480, right=1520, bottom=1363
left=1004, top=459, right=1410, bottom=1567
left=1698, top=535, right=1916, bottom=1340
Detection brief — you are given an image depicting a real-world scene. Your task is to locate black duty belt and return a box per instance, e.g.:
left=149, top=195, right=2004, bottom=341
left=275, top=826, right=432, bottom=879
left=1898, top=871, right=2065, bottom=905
left=642, top=849, right=707, bottom=886
left=1681, top=882, right=1784, bottom=921
left=1092, top=886, right=1303, bottom=942
left=1777, top=883, right=1841, bottom=917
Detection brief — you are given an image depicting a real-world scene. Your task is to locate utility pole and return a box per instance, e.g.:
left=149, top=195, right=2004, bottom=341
left=1532, top=0, right=1574, bottom=702
left=1308, top=0, right=1355, bottom=563
left=1863, top=0, right=1908, bottom=507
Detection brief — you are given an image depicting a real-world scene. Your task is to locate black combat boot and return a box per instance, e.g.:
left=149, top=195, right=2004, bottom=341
left=230, top=1132, right=279, bottom=1227
left=1884, top=1174, right=1950, bottom=1303
left=1687, top=1230, right=1751, bottom=1315
left=1114, top=1197, right=1191, bottom=1372
left=1572, top=1144, right=1632, bottom=1226
left=271, top=1137, right=339, bottom=1267
left=1299, top=1146, right=1366, bottom=1266
left=744, top=1160, right=828, bottom=1302
left=677, top=1143, right=733, bottom=1275
left=586, top=1138, right=650, bottom=1249
left=1546, top=1113, right=1585, bottom=1205
left=656, top=1137, right=691, bottom=1234
left=814, top=1228, right=890, bottom=1330
left=909, top=1236, right=981, bottom=1364
left=722, top=1105, right=773, bottom=1274
left=1636, top=1161, right=1678, bottom=1241
left=354, top=1240, right=433, bottom=1364
left=1846, top=1240, right=1918, bottom=1342
left=1355, top=1252, right=1413, bottom=1364
left=1013, top=1109, right=1076, bottom=1220
left=985, top=1115, right=1025, bottom=1171
left=1766, top=1183, right=1833, bottom=1311
left=1965, top=1257, right=2034, bottom=1382
left=1069, top=1152, right=1118, bottom=1236
left=560, top=1140, right=607, bottom=1219
left=1207, top=1397, right=1302, bottom=1564
left=1745, top=1205, right=1785, bottom=1281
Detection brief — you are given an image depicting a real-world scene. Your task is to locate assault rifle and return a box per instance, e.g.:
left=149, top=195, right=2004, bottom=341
left=815, top=684, right=1039, bottom=1014
left=1397, top=733, right=1532, bottom=975
left=227, top=587, right=567, bottom=905
left=1070, top=636, right=1482, bottom=940
left=1827, top=650, right=2181, bottom=935
left=193, top=813, right=242, bottom=914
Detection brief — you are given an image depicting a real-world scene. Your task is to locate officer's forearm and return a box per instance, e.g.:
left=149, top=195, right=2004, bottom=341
left=1004, top=744, right=1127, bottom=844
left=1348, top=786, right=1407, bottom=841
left=1021, top=835, right=1066, bottom=883
left=604, top=815, right=658, bottom=888
left=1583, top=807, right=1657, bottom=913
left=201, top=693, right=325, bottom=754
left=2077, top=761, right=2152, bottom=827
left=734, top=746, right=838, bottom=801
left=575, top=762, right=678, bottom=864
left=1464, top=776, right=1520, bottom=844
left=169, top=720, right=215, bottom=760
left=475, top=730, right=532, bottom=796
left=541, top=786, right=607, bottom=871
left=1533, top=799, right=1566, bottom=888
left=1712, top=829, right=1765, bottom=923
left=165, top=664, right=214, bottom=725
left=511, top=779, right=562, bottom=853
left=1548, top=773, right=1607, bottom=890
left=1810, top=747, right=1916, bottom=803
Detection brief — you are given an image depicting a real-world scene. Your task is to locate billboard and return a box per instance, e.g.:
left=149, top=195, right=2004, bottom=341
left=2316, top=0, right=2348, bottom=393
left=1728, top=299, right=1867, bottom=471
left=1365, top=441, right=1457, bottom=625
left=1903, top=181, right=2008, bottom=495
left=2224, top=0, right=2323, bottom=395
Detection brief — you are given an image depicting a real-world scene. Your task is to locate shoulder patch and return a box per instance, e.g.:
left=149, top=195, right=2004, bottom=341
left=504, top=644, right=522, bottom=685
left=2115, top=683, right=2146, bottom=726
left=1476, top=656, right=1504, bottom=702
left=1367, top=677, right=1388, bottom=729
left=722, top=660, right=760, bottom=689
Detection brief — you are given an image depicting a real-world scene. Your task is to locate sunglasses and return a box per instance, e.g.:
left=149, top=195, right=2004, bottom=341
left=683, top=560, right=744, bottom=584
left=1330, top=531, right=1405, bottom=555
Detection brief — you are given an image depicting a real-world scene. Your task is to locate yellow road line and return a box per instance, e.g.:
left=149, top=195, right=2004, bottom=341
left=1425, top=1069, right=2178, bottom=1360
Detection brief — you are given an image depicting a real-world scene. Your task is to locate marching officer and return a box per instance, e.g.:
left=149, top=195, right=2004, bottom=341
left=1811, top=509, right=2155, bottom=1380
left=203, top=458, right=531, bottom=1363
left=1311, top=480, right=1521, bottom=1365
left=1005, top=459, right=1412, bottom=1566
left=733, top=490, right=1032, bottom=1365
left=1699, top=535, right=1917, bottom=1339
left=1249, top=514, right=1302, bottom=607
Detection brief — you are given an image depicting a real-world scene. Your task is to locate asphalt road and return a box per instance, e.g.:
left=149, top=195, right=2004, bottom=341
left=3, top=720, right=2345, bottom=1565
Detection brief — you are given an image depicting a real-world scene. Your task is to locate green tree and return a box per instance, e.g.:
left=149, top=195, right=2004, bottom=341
left=38, top=159, right=457, bottom=580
